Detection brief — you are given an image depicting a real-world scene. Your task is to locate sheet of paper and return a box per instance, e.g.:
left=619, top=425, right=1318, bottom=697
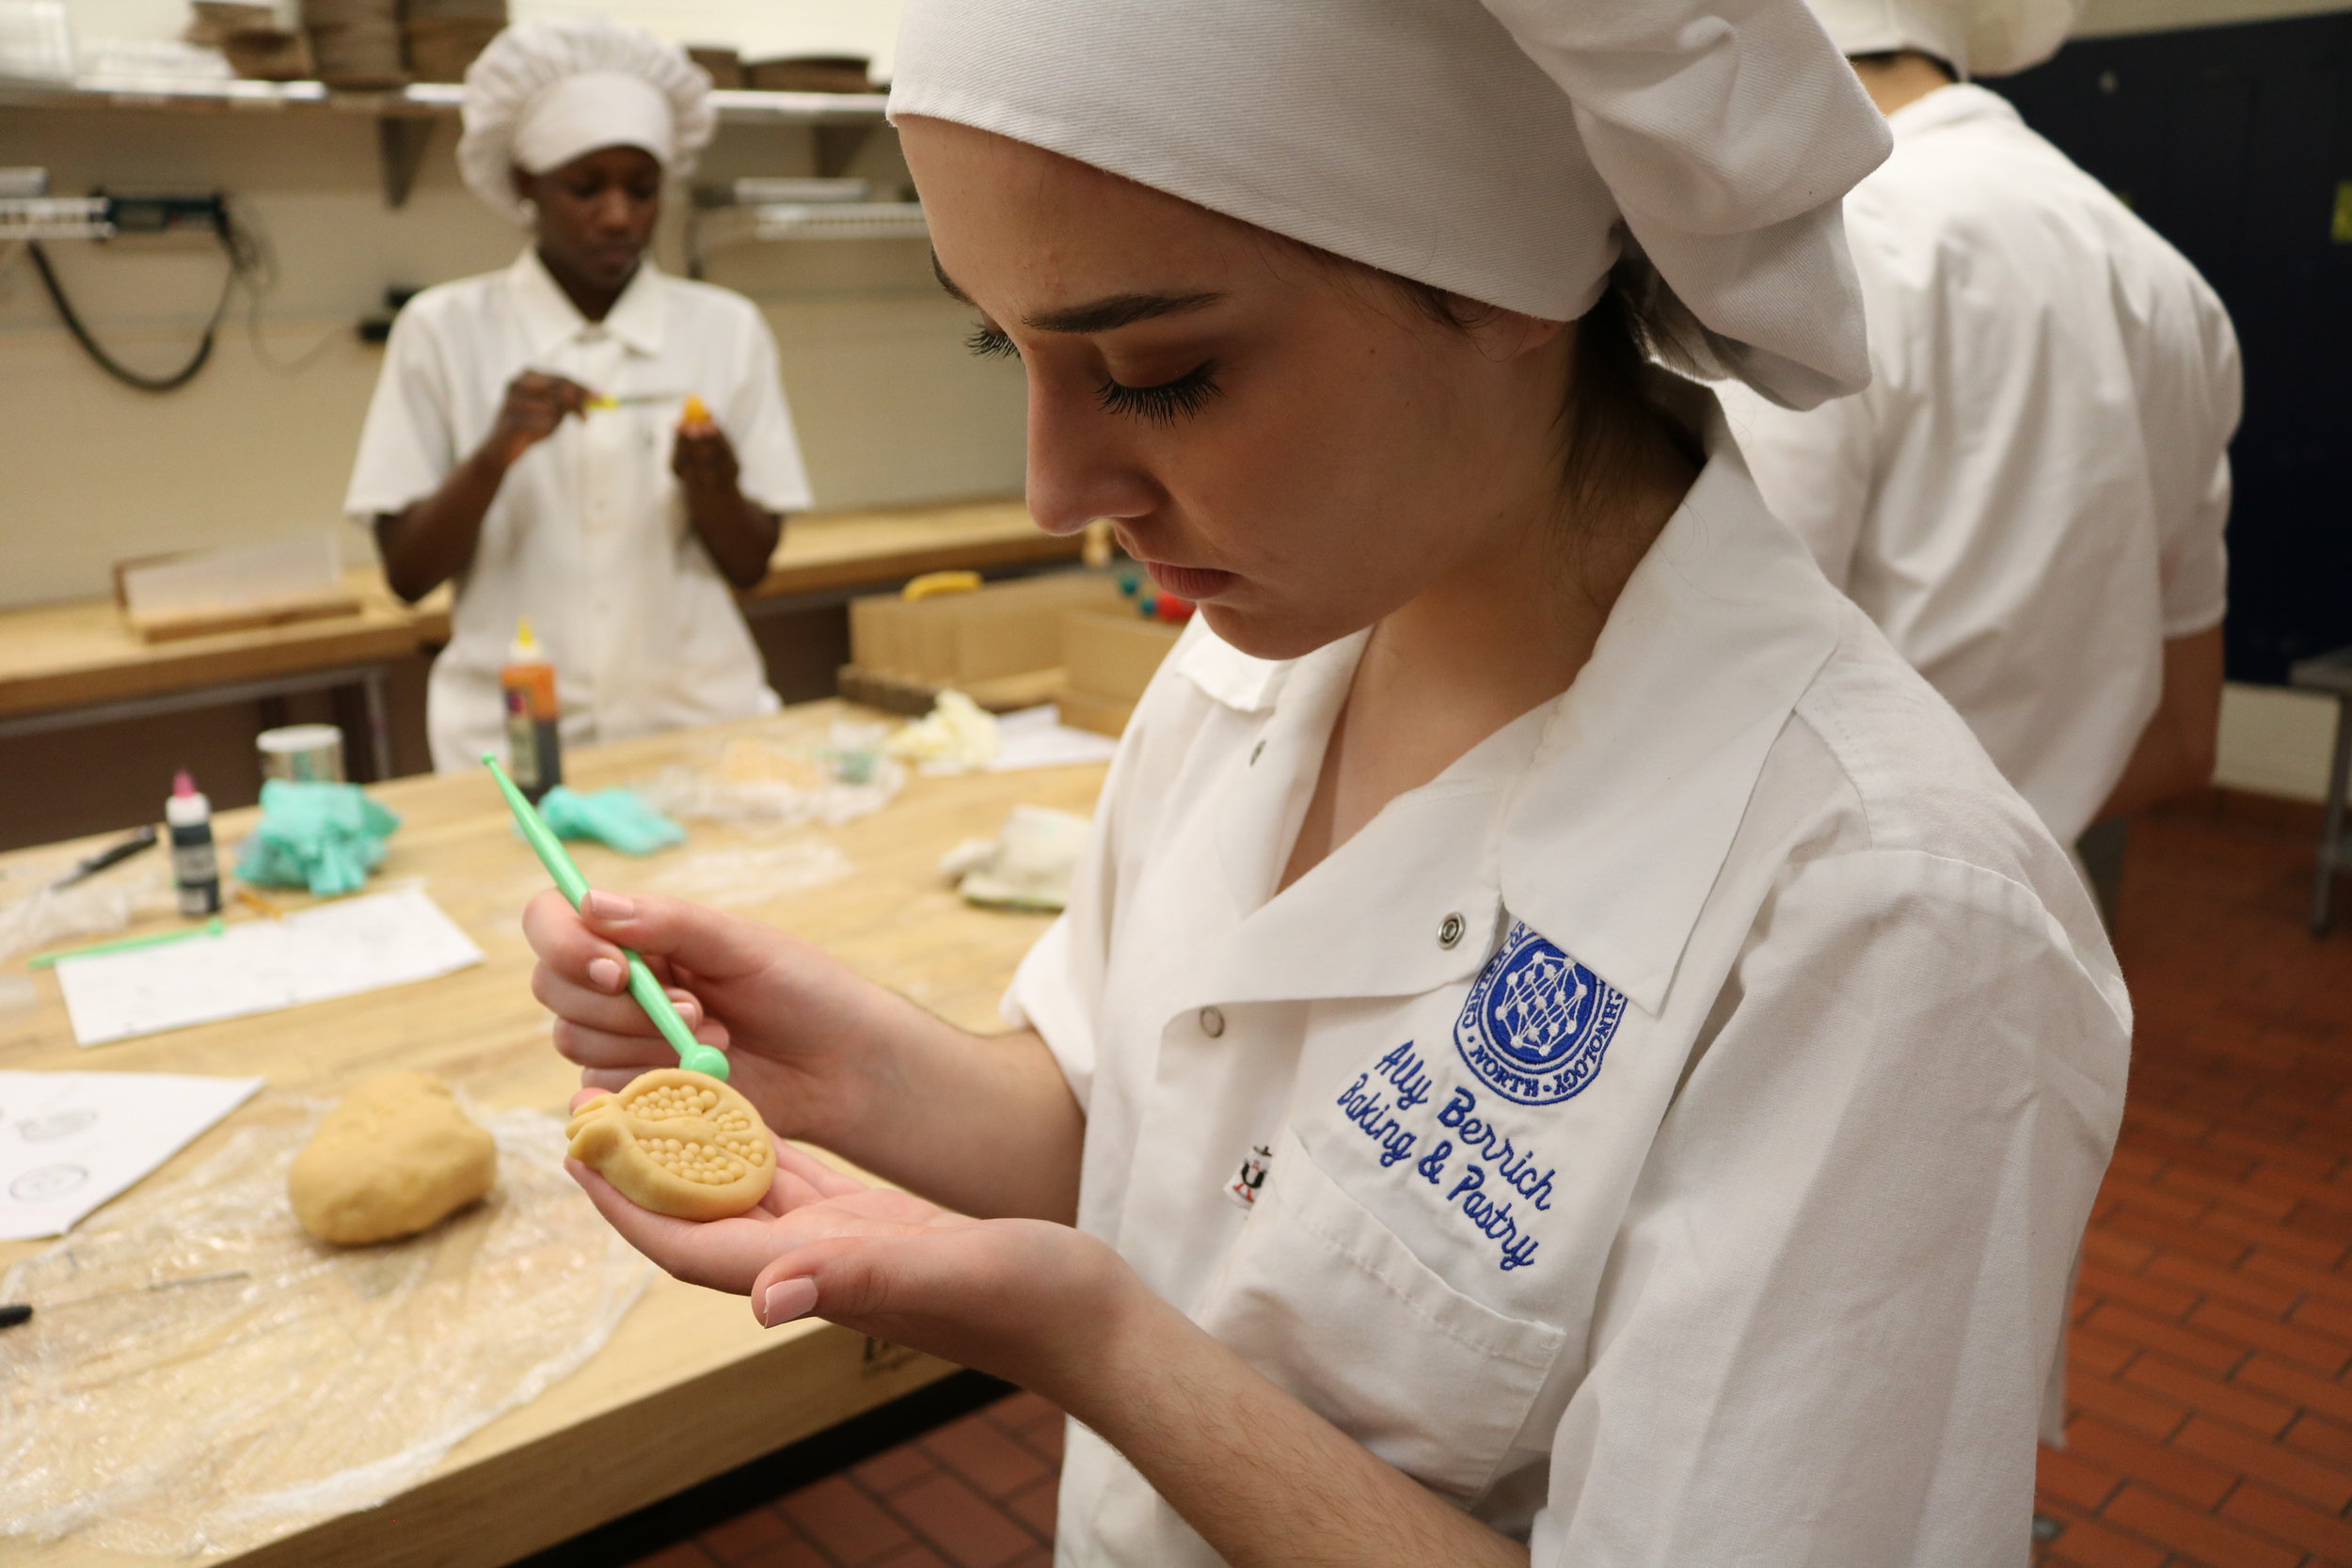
left=56, top=886, right=484, bottom=1048
left=0, top=1070, right=262, bottom=1239
left=987, top=705, right=1122, bottom=772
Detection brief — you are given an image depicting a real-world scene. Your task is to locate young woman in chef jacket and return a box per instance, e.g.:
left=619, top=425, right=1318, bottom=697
left=523, top=1, right=2130, bottom=1561
left=346, top=19, right=813, bottom=774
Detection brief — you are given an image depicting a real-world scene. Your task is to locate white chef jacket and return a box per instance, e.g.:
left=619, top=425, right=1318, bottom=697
left=345, top=248, right=815, bottom=773
left=1005, top=410, right=2130, bottom=1565
left=1719, top=84, right=2241, bottom=845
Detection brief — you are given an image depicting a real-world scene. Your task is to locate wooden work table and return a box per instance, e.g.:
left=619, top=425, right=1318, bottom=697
left=0, top=499, right=1067, bottom=779
left=0, top=582, right=420, bottom=723
left=397, top=498, right=1073, bottom=643
left=0, top=702, right=1105, bottom=1568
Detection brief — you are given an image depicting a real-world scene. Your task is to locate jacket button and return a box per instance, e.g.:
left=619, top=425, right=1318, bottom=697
left=1438, top=912, right=1466, bottom=949
left=1199, top=1006, right=1226, bottom=1037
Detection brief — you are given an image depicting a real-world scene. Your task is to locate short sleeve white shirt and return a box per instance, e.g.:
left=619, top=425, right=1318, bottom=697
left=1720, top=85, right=2241, bottom=844
left=1006, top=415, right=2130, bottom=1564
left=345, top=248, right=815, bottom=773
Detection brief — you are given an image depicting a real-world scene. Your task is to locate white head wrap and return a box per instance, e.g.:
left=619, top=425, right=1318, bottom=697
left=1807, top=0, right=2079, bottom=76
left=889, top=0, right=1895, bottom=409
left=458, top=19, right=716, bottom=224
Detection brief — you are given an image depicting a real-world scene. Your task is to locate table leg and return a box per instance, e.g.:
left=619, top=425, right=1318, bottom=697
left=361, top=669, right=393, bottom=783
left=2313, top=696, right=2352, bottom=937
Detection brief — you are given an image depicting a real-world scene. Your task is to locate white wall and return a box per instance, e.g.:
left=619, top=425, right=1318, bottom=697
left=2217, top=684, right=2342, bottom=802
left=1, top=3, right=1017, bottom=611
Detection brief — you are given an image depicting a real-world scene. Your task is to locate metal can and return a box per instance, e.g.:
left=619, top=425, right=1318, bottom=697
left=257, top=723, right=346, bottom=784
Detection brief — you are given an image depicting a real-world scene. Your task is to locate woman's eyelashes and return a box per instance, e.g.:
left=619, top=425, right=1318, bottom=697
left=961, top=322, right=1223, bottom=426
left=1096, top=363, right=1221, bottom=425
left=966, top=322, right=1018, bottom=359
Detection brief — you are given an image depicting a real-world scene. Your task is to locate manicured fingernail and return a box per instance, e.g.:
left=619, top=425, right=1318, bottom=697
left=584, top=891, right=636, bottom=920
left=760, top=1277, right=818, bottom=1328
left=586, top=958, right=624, bottom=991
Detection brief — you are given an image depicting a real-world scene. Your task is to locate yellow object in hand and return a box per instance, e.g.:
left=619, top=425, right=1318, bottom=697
left=678, top=393, right=713, bottom=430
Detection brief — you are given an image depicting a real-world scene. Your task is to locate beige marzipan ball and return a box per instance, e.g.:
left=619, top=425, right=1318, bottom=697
left=290, top=1072, right=498, bottom=1245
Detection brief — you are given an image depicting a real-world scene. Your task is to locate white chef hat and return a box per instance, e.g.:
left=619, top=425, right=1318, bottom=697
left=888, top=0, right=1895, bottom=409
left=458, top=18, right=717, bottom=224
left=1807, top=0, right=2079, bottom=76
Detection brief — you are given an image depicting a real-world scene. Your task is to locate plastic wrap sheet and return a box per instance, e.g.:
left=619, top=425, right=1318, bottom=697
left=0, top=862, right=174, bottom=967
left=643, top=839, right=854, bottom=908
left=639, top=727, right=903, bottom=830
left=0, top=1098, right=652, bottom=1557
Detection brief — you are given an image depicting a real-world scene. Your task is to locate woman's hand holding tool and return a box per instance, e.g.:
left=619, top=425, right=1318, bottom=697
left=522, top=887, right=1088, bottom=1228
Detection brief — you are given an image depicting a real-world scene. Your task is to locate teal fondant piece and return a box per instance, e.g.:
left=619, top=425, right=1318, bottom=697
left=234, top=781, right=402, bottom=897
left=536, top=785, right=686, bottom=856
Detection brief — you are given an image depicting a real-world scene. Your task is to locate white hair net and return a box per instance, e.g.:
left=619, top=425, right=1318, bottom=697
left=458, top=18, right=716, bottom=224
left=1808, top=0, right=2079, bottom=76
left=889, top=0, right=1895, bottom=409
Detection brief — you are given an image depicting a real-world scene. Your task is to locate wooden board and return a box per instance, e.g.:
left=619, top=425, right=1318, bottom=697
left=0, top=703, right=1108, bottom=1568
left=126, top=592, right=364, bottom=644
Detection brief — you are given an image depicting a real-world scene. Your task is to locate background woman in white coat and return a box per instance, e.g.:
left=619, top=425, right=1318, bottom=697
left=346, top=18, right=814, bottom=774
left=1720, top=0, right=2243, bottom=923
left=522, top=2, right=2131, bottom=1561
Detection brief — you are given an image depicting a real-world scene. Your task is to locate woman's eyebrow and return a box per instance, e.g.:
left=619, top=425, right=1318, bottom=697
left=929, top=253, right=1222, bottom=335
left=1022, top=293, right=1223, bottom=334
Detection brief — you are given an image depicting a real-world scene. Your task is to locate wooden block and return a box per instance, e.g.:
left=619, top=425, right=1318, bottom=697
left=1056, top=687, right=1137, bottom=738
left=849, top=573, right=1125, bottom=685
left=1062, top=610, right=1183, bottom=705
left=848, top=595, right=913, bottom=678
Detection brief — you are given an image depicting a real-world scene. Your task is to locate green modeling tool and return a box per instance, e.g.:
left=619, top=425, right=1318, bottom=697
left=484, top=754, right=731, bottom=1082
left=28, top=917, right=225, bottom=970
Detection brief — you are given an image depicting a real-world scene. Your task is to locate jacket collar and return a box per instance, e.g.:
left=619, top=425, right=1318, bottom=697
left=1496, top=404, right=1841, bottom=1015
left=1168, top=397, right=1842, bottom=1021
left=505, top=246, right=668, bottom=359
left=1888, top=82, right=2021, bottom=144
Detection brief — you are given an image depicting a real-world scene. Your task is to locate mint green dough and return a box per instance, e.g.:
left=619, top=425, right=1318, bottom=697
left=536, top=786, right=686, bottom=856
left=235, top=781, right=402, bottom=897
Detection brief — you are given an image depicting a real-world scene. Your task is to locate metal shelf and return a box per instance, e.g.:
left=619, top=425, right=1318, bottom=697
left=0, top=76, right=891, bottom=210
left=684, top=201, right=926, bottom=277
left=0, top=75, right=887, bottom=122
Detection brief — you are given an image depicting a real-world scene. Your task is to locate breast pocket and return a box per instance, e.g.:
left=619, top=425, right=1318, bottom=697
left=1193, top=1125, right=1565, bottom=1503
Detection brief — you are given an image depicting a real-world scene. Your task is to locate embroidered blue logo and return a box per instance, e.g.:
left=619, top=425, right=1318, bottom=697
left=1453, top=922, right=1626, bottom=1106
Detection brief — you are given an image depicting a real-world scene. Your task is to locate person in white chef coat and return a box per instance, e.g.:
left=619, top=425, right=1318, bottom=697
left=521, top=1, right=2130, bottom=1561
left=346, top=18, right=814, bottom=774
left=1720, top=0, right=2243, bottom=921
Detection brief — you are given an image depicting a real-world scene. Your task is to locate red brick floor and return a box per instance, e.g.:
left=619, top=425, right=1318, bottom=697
left=627, top=793, right=2352, bottom=1568
left=2038, top=795, right=2352, bottom=1568
left=635, top=1390, right=1063, bottom=1568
